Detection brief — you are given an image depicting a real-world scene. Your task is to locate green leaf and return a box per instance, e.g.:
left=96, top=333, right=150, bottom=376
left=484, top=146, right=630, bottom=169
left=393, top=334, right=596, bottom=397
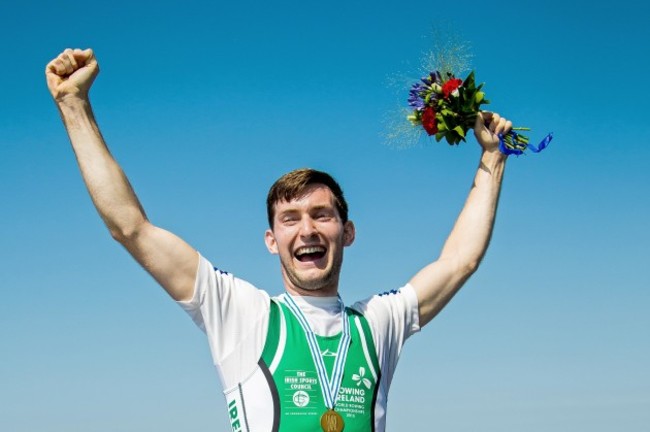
left=453, top=126, right=466, bottom=138
left=463, top=71, right=476, bottom=90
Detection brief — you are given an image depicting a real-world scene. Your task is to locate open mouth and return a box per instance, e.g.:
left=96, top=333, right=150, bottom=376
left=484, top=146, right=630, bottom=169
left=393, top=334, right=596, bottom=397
left=294, top=246, right=327, bottom=262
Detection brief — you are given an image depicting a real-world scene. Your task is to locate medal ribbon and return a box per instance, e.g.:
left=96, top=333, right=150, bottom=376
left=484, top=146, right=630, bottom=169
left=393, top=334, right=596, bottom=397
left=283, top=293, right=351, bottom=410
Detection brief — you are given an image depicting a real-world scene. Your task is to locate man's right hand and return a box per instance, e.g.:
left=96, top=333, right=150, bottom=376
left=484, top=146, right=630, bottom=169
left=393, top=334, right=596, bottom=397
left=46, top=48, right=98, bottom=102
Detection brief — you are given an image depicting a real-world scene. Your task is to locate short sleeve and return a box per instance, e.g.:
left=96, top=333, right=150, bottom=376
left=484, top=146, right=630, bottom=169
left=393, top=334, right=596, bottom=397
left=177, top=253, right=271, bottom=389
left=350, top=284, right=420, bottom=390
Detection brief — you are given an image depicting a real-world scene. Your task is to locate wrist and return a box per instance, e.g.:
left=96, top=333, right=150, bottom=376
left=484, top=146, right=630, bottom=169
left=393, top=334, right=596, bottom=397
left=56, top=96, right=96, bottom=132
left=56, top=93, right=90, bottom=110
left=481, top=148, right=507, bottom=164
left=479, top=149, right=507, bottom=178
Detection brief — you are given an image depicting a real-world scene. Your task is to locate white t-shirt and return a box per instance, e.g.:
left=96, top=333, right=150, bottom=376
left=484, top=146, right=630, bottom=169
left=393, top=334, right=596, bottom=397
left=178, top=254, right=420, bottom=429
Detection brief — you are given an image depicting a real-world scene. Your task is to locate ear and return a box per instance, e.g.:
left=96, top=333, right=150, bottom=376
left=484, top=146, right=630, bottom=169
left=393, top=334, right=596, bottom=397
left=343, top=220, right=355, bottom=247
left=264, top=229, right=279, bottom=254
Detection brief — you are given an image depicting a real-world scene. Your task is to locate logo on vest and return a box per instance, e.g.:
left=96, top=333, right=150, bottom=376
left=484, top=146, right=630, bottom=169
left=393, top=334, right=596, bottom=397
left=292, top=390, right=310, bottom=407
left=321, top=348, right=337, bottom=357
left=336, top=366, right=373, bottom=417
left=228, top=399, right=243, bottom=431
left=351, top=366, right=372, bottom=389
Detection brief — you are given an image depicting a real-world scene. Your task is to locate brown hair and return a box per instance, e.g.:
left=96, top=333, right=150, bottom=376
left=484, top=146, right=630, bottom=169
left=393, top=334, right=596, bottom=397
left=266, top=168, right=349, bottom=228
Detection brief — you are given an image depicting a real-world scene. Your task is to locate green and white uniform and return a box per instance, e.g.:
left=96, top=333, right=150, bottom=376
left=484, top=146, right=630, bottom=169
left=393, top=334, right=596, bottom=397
left=179, top=254, right=420, bottom=432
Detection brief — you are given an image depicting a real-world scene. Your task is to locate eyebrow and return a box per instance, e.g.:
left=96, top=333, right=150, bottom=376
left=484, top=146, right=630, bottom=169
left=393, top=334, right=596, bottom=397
left=276, top=204, right=335, bottom=217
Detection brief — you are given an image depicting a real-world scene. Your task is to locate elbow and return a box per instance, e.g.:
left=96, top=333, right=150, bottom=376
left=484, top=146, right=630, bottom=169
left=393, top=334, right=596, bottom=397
left=464, top=257, right=481, bottom=275
left=463, top=261, right=480, bottom=279
left=449, top=260, right=479, bottom=281
left=108, top=221, right=148, bottom=245
left=109, top=226, right=134, bottom=244
left=448, top=256, right=481, bottom=280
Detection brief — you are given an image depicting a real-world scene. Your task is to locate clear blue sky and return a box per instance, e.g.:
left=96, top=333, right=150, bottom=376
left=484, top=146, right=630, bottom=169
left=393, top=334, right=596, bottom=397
left=1, top=1, right=649, bottom=431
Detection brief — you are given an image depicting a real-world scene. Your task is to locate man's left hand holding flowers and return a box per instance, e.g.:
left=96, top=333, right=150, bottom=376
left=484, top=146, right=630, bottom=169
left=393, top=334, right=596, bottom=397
left=474, top=111, right=511, bottom=163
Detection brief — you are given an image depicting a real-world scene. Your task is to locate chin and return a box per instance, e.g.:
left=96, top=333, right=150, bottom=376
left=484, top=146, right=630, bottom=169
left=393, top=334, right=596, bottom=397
left=296, top=278, right=331, bottom=292
left=291, top=271, right=337, bottom=294
left=281, top=256, right=342, bottom=295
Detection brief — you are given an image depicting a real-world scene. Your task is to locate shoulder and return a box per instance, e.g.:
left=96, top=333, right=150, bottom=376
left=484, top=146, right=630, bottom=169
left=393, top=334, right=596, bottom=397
left=198, top=254, right=269, bottom=298
left=178, top=253, right=270, bottom=327
left=349, top=284, right=421, bottom=344
left=350, top=285, right=419, bottom=319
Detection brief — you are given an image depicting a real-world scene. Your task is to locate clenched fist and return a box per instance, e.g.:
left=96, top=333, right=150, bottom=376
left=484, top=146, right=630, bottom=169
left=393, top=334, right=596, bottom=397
left=473, top=111, right=512, bottom=156
left=46, top=48, right=99, bottom=102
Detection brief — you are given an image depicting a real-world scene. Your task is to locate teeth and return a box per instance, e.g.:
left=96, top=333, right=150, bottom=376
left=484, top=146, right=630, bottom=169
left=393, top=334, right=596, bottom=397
left=296, top=246, right=325, bottom=256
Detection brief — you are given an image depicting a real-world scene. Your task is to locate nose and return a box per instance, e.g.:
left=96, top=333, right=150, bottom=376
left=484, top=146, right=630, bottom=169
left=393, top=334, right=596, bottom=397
left=299, top=215, right=318, bottom=237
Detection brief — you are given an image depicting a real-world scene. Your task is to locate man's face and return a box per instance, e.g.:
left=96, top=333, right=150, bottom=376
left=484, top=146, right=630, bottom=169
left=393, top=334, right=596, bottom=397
left=264, top=184, right=355, bottom=296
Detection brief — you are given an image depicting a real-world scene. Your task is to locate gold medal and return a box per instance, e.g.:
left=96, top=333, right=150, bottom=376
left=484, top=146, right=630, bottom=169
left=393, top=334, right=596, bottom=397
left=320, top=409, right=344, bottom=432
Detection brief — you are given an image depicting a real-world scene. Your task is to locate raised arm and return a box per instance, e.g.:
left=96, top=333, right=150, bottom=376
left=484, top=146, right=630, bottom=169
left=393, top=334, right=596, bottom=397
left=410, top=111, right=510, bottom=327
left=46, top=48, right=198, bottom=301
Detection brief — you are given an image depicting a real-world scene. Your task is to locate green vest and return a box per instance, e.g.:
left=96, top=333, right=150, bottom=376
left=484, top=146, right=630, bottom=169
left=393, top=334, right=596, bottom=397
left=259, top=298, right=381, bottom=431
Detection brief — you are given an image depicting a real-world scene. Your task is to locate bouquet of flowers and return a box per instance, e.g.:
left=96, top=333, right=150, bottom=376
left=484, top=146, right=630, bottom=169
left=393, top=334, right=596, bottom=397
left=407, top=70, right=553, bottom=156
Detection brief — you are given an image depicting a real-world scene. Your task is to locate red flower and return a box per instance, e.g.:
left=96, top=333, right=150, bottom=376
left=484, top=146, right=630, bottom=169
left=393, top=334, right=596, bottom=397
left=421, top=106, right=437, bottom=135
left=442, top=78, right=463, bottom=99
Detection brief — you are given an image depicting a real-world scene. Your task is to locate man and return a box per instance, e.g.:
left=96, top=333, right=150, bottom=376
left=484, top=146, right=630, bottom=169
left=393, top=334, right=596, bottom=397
left=47, top=48, right=512, bottom=432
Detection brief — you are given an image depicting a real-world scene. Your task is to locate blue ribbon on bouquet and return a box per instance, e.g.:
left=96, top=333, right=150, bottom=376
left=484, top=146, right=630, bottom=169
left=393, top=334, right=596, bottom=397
left=498, top=132, right=554, bottom=156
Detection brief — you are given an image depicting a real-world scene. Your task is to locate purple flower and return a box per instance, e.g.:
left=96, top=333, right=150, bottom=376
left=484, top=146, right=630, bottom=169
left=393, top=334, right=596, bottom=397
left=408, top=83, right=426, bottom=110
left=422, top=71, right=442, bottom=86
left=408, top=71, right=442, bottom=111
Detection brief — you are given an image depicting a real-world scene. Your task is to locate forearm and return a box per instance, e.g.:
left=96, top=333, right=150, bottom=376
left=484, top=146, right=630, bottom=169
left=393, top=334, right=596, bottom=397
left=439, top=149, right=506, bottom=271
left=411, top=150, right=506, bottom=324
left=58, top=97, right=147, bottom=241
